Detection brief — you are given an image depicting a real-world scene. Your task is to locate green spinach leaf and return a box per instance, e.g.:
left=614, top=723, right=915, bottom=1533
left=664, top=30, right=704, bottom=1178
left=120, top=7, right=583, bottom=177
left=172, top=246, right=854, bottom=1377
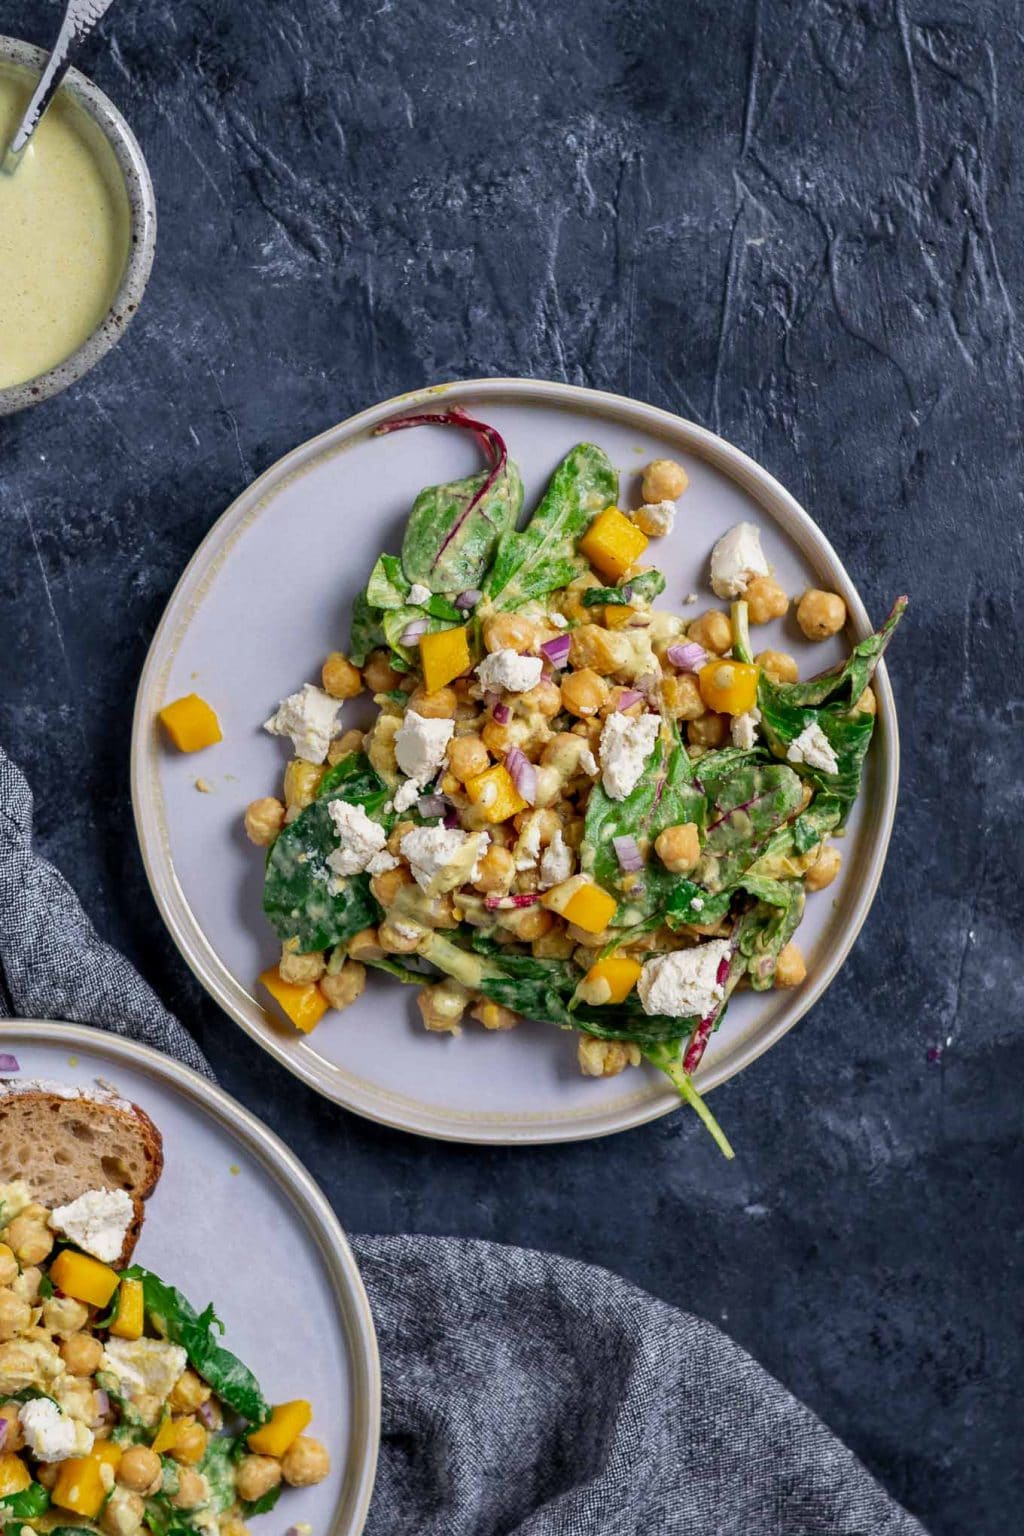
left=199, top=1435, right=241, bottom=1512
left=695, top=764, right=804, bottom=893
left=581, top=569, right=666, bottom=607
left=401, top=460, right=523, bottom=593
left=732, top=882, right=805, bottom=990
left=348, top=587, right=386, bottom=667
left=1, top=1484, right=50, bottom=1519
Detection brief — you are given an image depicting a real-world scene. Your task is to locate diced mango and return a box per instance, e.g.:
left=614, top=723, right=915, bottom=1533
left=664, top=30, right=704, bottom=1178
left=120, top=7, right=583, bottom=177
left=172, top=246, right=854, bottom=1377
left=53, top=1442, right=121, bottom=1518
left=109, top=1277, right=144, bottom=1340
left=581, top=956, right=643, bottom=1005
left=158, top=694, right=223, bottom=753
left=698, top=659, right=759, bottom=716
left=463, top=763, right=527, bottom=824
left=579, top=508, right=649, bottom=581
left=541, top=875, right=618, bottom=935
left=247, top=1400, right=312, bottom=1458
left=150, top=1415, right=179, bottom=1455
left=0, top=1454, right=31, bottom=1497
left=420, top=625, right=472, bottom=693
left=604, top=605, right=633, bottom=629
left=259, top=968, right=329, bottom=1034
left=49, top=1250, right=120, bottom=1309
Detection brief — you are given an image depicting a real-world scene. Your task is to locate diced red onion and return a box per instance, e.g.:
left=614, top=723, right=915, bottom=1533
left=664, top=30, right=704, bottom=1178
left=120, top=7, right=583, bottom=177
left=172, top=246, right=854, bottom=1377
left=94, top=1389, right=110, bottom=1420
left=614, top=689, right=643, bottom=712
left=399, top=618, right=429, bottom=646
left=484, top=892, right=540, bottom=910
left=0, top=1419, right=7, bottom=1449
left=443, top=809, right=460, bottom=829
left=0, top=1055, right=19, bottom=1072
left=505, top=747, right=537, bottom=805
left=620, top=585, right=633, bottom=602
left=417, top=794, right=445, bottom=818
left=492, top=701, right=511, bottom=725
left=197, top=1399, right=217, bottom=1428
left=628, top=615, right=651, bottom=628
left=540, top=634, right=571, bottom=667
left=613, top=834, right=644, bottom=872
left=455, top=588, right=482, bottom=609
left=634, top=672, right=659, bottom=696
left=666, top=641, right=708, bottom=673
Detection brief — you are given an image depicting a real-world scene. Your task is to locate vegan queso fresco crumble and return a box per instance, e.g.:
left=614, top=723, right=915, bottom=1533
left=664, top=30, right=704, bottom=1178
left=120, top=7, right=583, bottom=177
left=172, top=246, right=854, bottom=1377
left=245, top=410, right=905, bottom=1156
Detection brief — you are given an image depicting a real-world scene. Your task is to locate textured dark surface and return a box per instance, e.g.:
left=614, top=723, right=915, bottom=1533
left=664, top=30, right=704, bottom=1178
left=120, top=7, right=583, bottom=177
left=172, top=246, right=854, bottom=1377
left=1, top=1, right=1021, bottom=1532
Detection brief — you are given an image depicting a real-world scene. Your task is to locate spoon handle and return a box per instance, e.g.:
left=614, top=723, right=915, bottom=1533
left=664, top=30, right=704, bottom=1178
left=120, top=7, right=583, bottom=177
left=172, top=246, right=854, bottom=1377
left=3, top=0, right=116, bottom=167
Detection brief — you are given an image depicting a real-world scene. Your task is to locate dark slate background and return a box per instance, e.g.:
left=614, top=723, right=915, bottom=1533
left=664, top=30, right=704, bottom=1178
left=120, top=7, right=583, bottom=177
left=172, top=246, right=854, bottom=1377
left=1, top=1, right=1021, bottom=1531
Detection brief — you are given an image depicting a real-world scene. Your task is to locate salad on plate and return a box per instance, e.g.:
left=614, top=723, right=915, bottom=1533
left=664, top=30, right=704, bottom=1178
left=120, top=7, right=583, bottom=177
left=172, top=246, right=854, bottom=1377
left=246, top=409, right=905, bottom=1156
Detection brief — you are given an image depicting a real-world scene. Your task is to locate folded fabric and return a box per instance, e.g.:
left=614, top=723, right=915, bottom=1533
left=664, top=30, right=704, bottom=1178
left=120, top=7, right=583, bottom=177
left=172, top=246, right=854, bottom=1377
left=0, top=744, right=927, bottom=1534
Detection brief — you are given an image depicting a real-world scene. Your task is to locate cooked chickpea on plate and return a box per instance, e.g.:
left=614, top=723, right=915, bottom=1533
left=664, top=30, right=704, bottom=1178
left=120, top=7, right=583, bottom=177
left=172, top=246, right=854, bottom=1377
left=242, top=408, right=905, bottom=1156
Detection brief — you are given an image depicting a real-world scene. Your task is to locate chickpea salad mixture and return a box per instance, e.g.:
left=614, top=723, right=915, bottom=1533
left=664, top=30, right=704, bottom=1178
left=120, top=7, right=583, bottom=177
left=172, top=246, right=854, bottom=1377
left=0, top=1185, right=329, bottom=1536
left=248, top=409, right=905, bottom=1155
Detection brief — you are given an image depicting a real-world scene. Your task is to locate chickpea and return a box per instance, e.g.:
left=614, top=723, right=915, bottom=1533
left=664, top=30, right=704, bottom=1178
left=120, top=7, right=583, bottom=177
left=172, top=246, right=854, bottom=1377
left=854, top=685, right=877, bottom=716
left=378, top=920, right=422, bottom=955
left=744, top=575, right=789, bottom=624
left=170, top=1469, right=209, bottom=1509
left=283, top=759, right=325, bottom=811
left=61, top=1332, right=104, bottom=1375
left=236, top=1455, right=282, bottom=1504
left=469, top=999, right=520, bottom=1032
left=561, top=669, right=609, bottom=719
left=370, top=864, right=413, bottom=906
left=497, top=906, right=554, bottom=943
left=641, top=458, right=688, bottom=503
left=774, top=943, right=807, bottom=987
left=279, top=946, right=326, bottom=985
left=169, top=1368, right=210, bottom=1414
left=661, top=675, right=705, bottom=722
left=416, top=979, right=471, bottom=1035
left=654, top=822, right=701, bottom=874
left=319, top=961, right=367, bottom=1012
left=117, top=1445, right=162, bottom=1494
left=532, top=765, right=563, bottom=808
left=132, top=1393, right=164, bottom=1427
left=0, top=1247, right=17, bottom=1289
left=101, top=1487, right=145, bottom=1536
left=280, top=1434, right=331, bottom=1488
left=483, top=613, right=535, bottom=653
left=804, top=843, right=842, bottom=892
left=0, top=1290, right=30, bottom=1342
left=0, top=1401, right=23, bottom=1451
left=244, top=797, right=285, bottom=847
left=5, top=1215, right=51, bottom=1266
left=578, top=1037, right=642, bottom=1078
left=221, top=1522, right=251, bottom=1536
left=687, top=610, right=732, bottom=654
left=448, top=734, right=490, bottom=783
left=408, top=685, right=457, bottom=719
left=321, top=651, right=363, bottom=700
left=170, top=1419, right=208, bottom=1465
left=520, top=678, right=562, bottom=718
left=603, top=685, right=643, bottom=717
left=566, top=923, right=610, bottom=949
left=36, top=1461, right=59, bottom=1488
left=687, top=713, right=728, bottom=748
left=480, top=720, right=517, bottom=757
left=385, top=818, right=417, bottom=856
left=531, top=923, right=575, bottom=960
left=472, top=844, right=515, bottom=894
left=9, top=1267, right=40, bottom=1304
left=328, top=727, right=366, bottom=764
left=363, top=649, right=406, bottom=692
left=755, top=649, right=798, bottom=684
left=569, top=624, right=622, bottom=674
left=348, top=927, right=385, bottom=963
left=797, top=780, right=814, bottom=813
left=796, top=589, right=846, bottom=640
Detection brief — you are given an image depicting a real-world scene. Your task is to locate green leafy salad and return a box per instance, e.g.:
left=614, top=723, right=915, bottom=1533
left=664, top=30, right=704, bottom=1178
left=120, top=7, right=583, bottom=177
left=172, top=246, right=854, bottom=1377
left=248, top=408, right=905, bottom=1156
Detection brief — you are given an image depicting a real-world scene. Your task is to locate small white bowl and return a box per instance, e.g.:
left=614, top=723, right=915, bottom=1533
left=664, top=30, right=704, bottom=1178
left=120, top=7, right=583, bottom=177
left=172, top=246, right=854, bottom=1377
left=0, top=35, right=156, bottom=415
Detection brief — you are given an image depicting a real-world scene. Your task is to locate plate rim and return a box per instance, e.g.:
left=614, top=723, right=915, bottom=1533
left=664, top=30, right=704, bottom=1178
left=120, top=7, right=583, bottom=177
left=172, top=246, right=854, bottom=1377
left=131, top=375, right=900, bottom=1144
left=0, top=1019, right=380, bottom=1536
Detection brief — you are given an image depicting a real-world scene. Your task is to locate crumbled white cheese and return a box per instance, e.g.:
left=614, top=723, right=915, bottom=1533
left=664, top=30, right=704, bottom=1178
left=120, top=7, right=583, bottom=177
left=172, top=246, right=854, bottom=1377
left=102, top=1338, right=188, bottom=1401
left=691, top=896, right=705, bottom=912
left=787, top=721, right=839, bottom=774
left=731, top=708, right=762, bottom=751
left=578, top=747, right=599, bottom=777
left=19, top=1399, right=94, bottom=1462
left=549, top=612, right=569, bottom=629
left=49, top=1188, right=133, bottom=1264
left=638, top=939, right=732, bottom=1019
left=709, top=522, right=770, bottom=599
left=400, top=826, right=489, bottom=893
left=263, top=685, right=342, bottom=765
left=367, top=849, right=400, bottom=875
left=326, top=800, right=393, bottom=877
left=539, top=829, right=574, bottom=889
left=475, top=649, right=543, bottom=695
left=394, top=710, right=454, bottom=783
left=392, top=778, right=422, bottom=813
left=635, top=500, right=676, bottom=536
left=407, top=582, right=431, bottom=606
left=683, top=592, right=698, bottom=605
left=513, top=812, right=545, bottom=872
left=599, top=712, right=661, bottom=801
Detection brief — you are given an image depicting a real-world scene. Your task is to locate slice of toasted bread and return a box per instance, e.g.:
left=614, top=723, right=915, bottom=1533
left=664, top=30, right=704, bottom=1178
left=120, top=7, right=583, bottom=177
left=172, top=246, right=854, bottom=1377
left=0, top=1082, right=163, bottom=1265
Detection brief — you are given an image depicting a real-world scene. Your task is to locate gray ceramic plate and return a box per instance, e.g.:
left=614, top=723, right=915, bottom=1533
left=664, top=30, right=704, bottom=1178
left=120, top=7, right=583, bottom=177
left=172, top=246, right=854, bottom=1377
left=0, top=1022, right=379, bottom=1534
left=131, top=378, right=899, bottom=1143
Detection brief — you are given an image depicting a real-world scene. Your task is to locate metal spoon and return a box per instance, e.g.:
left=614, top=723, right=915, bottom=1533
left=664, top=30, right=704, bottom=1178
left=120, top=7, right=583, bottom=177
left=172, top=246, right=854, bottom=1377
left=1, top=0, right=116, bottom=175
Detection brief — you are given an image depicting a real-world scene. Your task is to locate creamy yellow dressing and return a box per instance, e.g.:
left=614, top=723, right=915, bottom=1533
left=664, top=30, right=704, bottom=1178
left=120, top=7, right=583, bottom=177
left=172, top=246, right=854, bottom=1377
left=0, top=63, right=131, bottom=389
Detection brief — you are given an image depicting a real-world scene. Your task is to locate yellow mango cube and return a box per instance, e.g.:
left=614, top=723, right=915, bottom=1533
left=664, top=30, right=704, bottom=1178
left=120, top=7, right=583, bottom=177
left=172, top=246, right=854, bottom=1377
left=579, top=508, right=649, bottom=581
left=150, top=1415, right=179, bottom=1455
left=698, top=659, right=759, bottom=716
left=541, top=875, right=618, bottom=934
left=0, top=1454, right=31, bottom=1497
left=109, top=1277, right=144, bottom=1340
left=158, top=693, right=223, bottom=753
left=259, top=968, right=329, bottom=1034
left=420, top=625, right=471, bottom=693
left=53, top=1442, right=122, bottom=1518
left=49, top=1250, right=120, bottom=1309
left=247, top=1400, right=312, bottom=1458
left=581, top=956, right=642, bottom=1005
left=463, top=763, right=528, bottom=824
left=604, top=605, right=633, bottom=629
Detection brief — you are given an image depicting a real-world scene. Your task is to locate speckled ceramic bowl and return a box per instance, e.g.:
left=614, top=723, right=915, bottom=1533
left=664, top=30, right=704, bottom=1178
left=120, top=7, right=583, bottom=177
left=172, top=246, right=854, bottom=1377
left=0, top=36, right=156, bottom=415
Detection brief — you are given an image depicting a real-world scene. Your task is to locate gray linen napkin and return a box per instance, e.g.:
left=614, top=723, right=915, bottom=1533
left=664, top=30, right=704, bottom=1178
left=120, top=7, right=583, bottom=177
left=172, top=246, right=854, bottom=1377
left=0, top=745, right=926, bottom=1536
